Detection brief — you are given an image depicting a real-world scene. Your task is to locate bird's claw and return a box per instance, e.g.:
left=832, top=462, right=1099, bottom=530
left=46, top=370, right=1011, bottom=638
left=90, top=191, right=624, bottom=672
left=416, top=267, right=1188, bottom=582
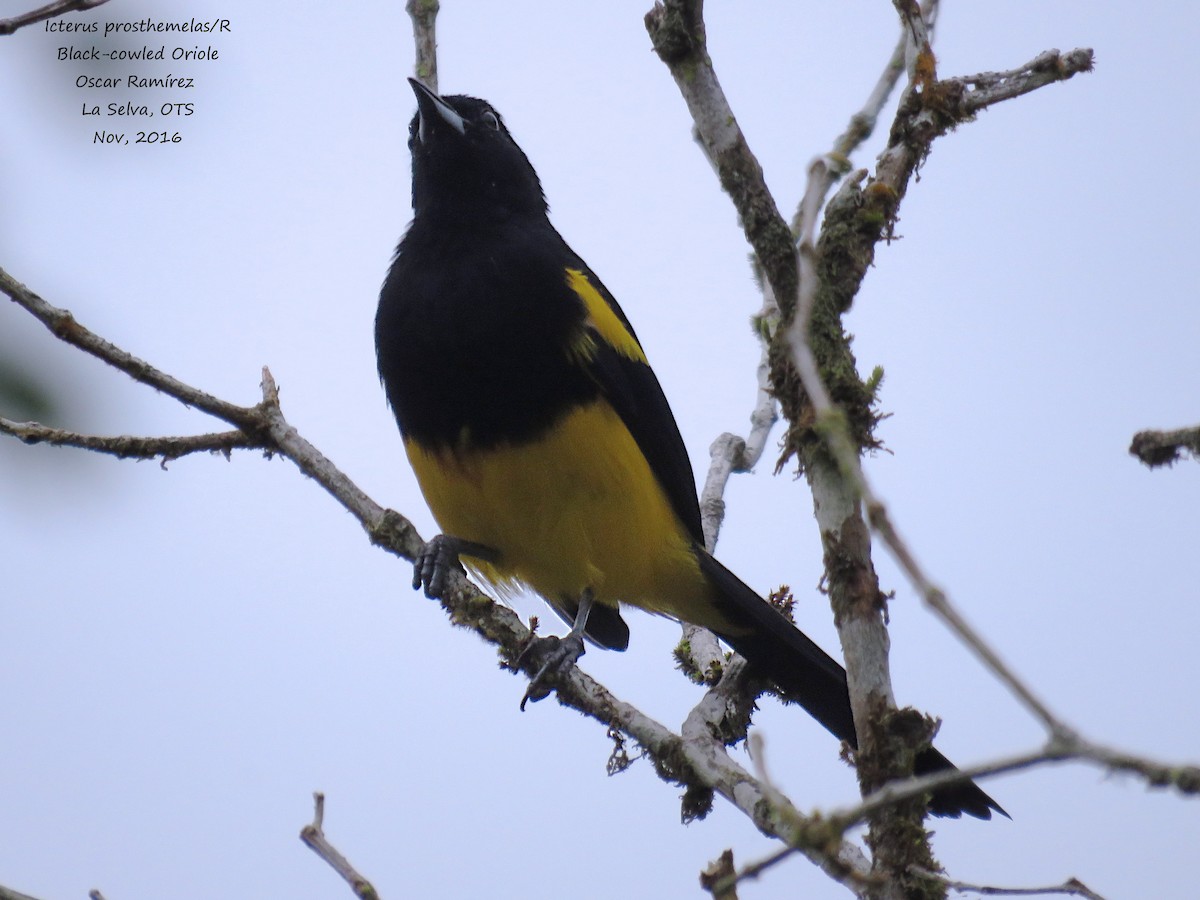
left=413, top=535, right=499, bottom=598
left=517, top=633, right=586, bottom=710
left=413, top=534, right=462, bottom=598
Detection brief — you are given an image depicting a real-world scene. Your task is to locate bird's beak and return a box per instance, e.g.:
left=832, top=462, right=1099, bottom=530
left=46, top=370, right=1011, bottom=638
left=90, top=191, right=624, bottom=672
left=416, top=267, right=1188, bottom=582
left=408, top=78, right=465, bottom=143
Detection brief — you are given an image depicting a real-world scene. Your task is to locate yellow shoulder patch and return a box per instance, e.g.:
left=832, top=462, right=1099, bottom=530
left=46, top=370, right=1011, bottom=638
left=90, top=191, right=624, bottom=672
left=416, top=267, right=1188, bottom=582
left=565, top=268, right=647, bottom=364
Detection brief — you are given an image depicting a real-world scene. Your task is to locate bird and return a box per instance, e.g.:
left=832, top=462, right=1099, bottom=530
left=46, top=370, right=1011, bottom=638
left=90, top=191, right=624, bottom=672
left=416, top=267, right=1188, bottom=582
left=375, top=78, right=1004, bottom=820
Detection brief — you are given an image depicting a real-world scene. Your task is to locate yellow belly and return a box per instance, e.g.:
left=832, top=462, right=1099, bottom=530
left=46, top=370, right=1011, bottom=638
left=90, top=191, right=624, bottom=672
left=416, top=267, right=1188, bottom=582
left=405, top=400, right=710, bottom=617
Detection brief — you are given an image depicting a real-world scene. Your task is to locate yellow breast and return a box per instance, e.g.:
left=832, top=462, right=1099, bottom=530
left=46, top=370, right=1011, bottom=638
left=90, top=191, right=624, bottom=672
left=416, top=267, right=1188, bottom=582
left=405, top=400, right=709, bottom=616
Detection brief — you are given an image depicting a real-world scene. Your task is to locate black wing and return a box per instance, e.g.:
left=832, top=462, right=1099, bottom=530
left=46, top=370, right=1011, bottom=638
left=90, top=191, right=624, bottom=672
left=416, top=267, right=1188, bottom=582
left=560, top=248, right=705, bottom=546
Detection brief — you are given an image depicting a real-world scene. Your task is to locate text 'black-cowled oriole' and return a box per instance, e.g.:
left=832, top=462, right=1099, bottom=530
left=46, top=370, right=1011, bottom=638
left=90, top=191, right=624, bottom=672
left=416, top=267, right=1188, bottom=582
left=375, top=79, right=1005, bottom=820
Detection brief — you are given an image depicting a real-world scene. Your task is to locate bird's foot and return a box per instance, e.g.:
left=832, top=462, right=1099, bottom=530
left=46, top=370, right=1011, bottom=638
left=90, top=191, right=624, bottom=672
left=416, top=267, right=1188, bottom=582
left=517, top=633, right=586, bottom=711
left=412, top=534, right=496, bottom=598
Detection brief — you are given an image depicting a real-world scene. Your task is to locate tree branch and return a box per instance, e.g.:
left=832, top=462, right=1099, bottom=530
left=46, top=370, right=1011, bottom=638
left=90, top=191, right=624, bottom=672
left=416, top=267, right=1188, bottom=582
left=0, top=268, right=258, bottom=429
left=784, top=24, right=1098, bottom=758
left=729, top=731, right=1199, bottom=892
left=0, top=884, right=47, bottom=900
left=2, top=264, right=877, bottom=891
left=0, top=4, right=1135, bottom=897
left=405, top=0, right=439, bottom=90
left=7, top=2, right=879, bottom=884
left=956, top=49, right=1097, bottom=114
left=0, top=417, right=261, bottom=465
left=701, top=849, right=740, bottom=900
left=909, top=869, right=1106, bottom=900
left=1129, top=423, right=1200, bottom=468
left=646, top=7, right=939, bottom=895
left=648, top=1, right=1098, bottom=892
left=787, top=32, right=1097, bottom=848
left=300, top=793, right=380, bottom=900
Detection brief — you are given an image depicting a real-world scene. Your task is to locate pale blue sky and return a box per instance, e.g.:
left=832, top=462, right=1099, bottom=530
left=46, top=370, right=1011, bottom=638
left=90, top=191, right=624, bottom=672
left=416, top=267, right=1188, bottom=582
left=2, top=2, right=1197, bottom=898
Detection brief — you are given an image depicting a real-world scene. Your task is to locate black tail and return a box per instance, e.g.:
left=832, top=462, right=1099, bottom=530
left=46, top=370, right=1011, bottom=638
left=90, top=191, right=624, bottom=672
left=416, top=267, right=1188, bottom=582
left=697, top=551, right=1006, bottom=820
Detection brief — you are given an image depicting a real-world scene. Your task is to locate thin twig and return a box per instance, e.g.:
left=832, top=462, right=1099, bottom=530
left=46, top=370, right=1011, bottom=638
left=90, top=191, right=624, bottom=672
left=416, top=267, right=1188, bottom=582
left=0, top=0, right=109, bottom=35
left=831, top=723, right=1200, bottom=825
left=957, top=49, right=1097, bottom=114
left=790, top=11, right=909, bottom=238
left=689, top=430, right=756, bottom=684
left=300, top=793, right=381, bottom=900
left=405, top=0, right=439, bottom=90
left=910, top=867, right=1107, bottom=900
left=892, top=0, right=935, bottom=83
left=0, top=267, right=258, bottom=429
left=0, top=417, right=261, bottom=465
left=253, top=368, right=420, bottom=557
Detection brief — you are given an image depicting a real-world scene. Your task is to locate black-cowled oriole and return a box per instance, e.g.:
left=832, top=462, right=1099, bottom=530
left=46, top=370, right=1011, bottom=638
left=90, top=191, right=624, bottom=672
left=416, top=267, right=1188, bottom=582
left=376, top=79, right=1004, bottom=820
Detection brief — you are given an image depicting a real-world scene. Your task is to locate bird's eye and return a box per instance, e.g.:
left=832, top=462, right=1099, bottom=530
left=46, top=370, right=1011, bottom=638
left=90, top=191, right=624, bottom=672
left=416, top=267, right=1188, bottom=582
left=480, top=110, right=500, bottom=131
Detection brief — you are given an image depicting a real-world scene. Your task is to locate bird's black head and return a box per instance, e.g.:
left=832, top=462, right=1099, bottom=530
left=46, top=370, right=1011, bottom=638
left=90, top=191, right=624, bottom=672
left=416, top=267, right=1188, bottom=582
left=407, top=79, right=547, bottom=222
